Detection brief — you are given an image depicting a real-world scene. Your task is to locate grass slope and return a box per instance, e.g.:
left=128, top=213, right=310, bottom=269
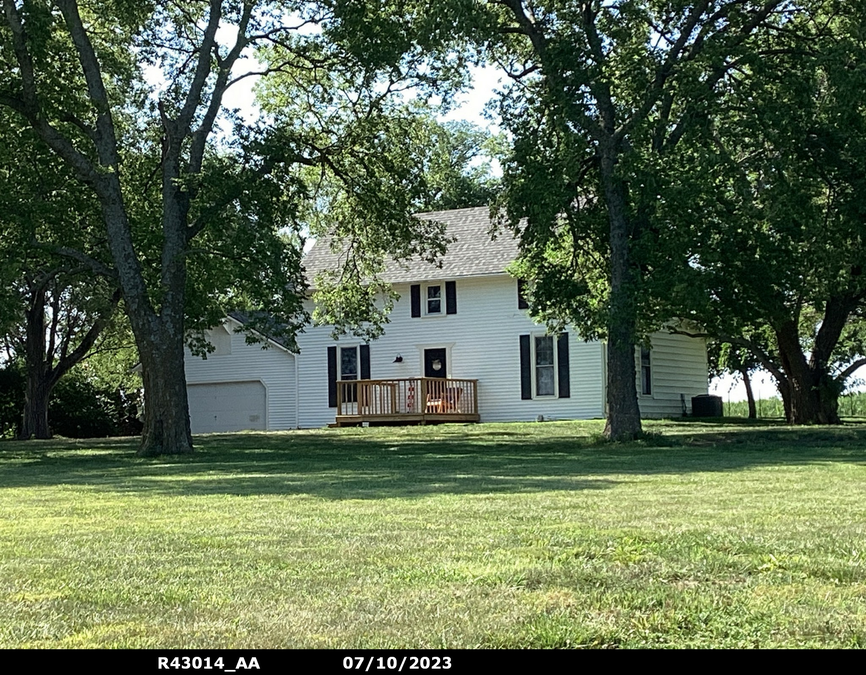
left=1, top=420, right=864, bottom=648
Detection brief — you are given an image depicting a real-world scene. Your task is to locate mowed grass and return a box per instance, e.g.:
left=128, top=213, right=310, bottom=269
left=1, top=419, right=865, bottom=649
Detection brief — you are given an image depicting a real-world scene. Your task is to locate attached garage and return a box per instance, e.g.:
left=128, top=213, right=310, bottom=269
left=184, top=317, right=298, bottom=432
left=187, top=381, right=267, bottom=433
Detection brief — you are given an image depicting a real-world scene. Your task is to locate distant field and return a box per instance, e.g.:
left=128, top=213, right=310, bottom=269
left=723, top=391, right=866, bottom=419
left=1, top=420, right=864, bottom=648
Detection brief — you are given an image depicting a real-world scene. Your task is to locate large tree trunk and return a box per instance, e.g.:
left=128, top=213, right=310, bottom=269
left=136, top=326, right=192, bottom=456
left=18, top=284, right=51, bottom=439
left=100, top=191, right=194, bottom=456
left=118, top=222, right=193, bottom=457
left=605, top=323, right=642, bottom=440
left=19, top=369, right=52, bottom=439
left=812, top=369, right=841, bottom=424
left=599, top=141, right=642, bottom=440
left=775, top=320, right=841, bottom=425
left=783, top=378, right=839, bottom=424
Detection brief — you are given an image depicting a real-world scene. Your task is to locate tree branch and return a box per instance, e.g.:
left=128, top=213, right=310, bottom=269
left=497, top=0, right=545, bottom=51
left=668, top=327, right=789, bottom=386
left=811, top=292, right=857, bottom=369
left=176, top=0, right=222, bottom=134
left=650, top=1, right=786, bottom=153
left=189, top=1, right=255, bottom=175
left=51, top=288, right=123, bottom=387
left=617, top=1, right=711, bottom=143
left=31, top=242, right=117, bottom=279
left=836, top=358, right=866, bottom=384
left=0, top=0, right=101, bottom=185
left=581, top=2, right=618, bottom=138
left=55, top=0, right=121, bottom=170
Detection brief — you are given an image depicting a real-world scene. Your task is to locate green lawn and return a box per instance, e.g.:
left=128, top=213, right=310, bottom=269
left=1, top=419, right=865, bottom=648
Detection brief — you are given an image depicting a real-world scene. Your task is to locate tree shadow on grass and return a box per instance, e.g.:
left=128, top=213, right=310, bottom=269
left=0, top=422, right=864, bottom=500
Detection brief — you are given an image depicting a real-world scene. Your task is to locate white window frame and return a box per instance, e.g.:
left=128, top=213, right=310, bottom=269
left=531, top=333, right=558, bottom=399
left=424, top=282, right=444, bottom=316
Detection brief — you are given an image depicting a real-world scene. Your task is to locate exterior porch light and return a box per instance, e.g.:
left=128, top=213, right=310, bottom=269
left=393, top=354, right=403, bottom=363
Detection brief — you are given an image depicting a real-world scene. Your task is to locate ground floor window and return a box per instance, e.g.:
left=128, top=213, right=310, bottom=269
left=534, top=335, right=556, bottom=397
left=341, top=346, right=358, bottom=381
left=329, top=344, right=370, bottom=408
left=520, top=333, right=569, bottom=400
left=641, top=347, right=652, bottom=396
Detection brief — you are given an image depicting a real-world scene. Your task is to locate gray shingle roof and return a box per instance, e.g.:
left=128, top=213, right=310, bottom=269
left=303, top=206, right=520, bottom=284
left=226, top=311, right=297, bottom=352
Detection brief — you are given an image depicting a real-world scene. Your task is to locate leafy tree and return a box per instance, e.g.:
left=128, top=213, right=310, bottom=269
left=668, top=2, right=866, bottom=424
left=708, top=341, right=762, bottom=418
left=14, top=273, right=121, bottom=439
left=0, top=364, right=24, bottom=439
left=1, top=1, right=458, bottom=454
left=0, top=355, right=142, bottom=440
left=0, top=115, right=121, bottom=439
left=482, top=0, right=793, bottom=439
left=254, top=29, right=488, bottom=340
left=416, top=118, right=501, bottom=212
left=301, top=113, right=500, bottom=338
left=48, top=369, right=141, bottom=438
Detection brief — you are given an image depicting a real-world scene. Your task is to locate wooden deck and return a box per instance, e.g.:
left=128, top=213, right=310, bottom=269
left=335, top=377, right=479, bottom=426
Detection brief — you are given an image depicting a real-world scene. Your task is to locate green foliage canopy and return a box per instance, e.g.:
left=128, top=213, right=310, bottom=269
left=664, top=1, right=866, bottom=421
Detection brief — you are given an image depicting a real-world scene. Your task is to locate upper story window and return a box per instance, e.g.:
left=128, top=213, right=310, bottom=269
left=426, top=284, right=442, bottom=314
left=517, top=279, right=530, bottom=310
left=641, top=347, right=652, bottom=396
left=411, top=281, right=456, bottom=317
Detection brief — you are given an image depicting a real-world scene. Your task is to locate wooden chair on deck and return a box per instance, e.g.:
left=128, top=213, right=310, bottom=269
left=425, top=394, right=444, bottom=413
left=445, top=387, right=462, bottom=412
left=426, top=387, right=462, bottom=413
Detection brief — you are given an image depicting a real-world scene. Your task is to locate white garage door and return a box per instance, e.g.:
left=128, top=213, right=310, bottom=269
left=187, top=381, right=267, bottom=434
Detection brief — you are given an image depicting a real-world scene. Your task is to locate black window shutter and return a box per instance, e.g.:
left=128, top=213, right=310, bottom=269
left=517, top=279, right=529, bottom=309
left=519, top=334, right=532, bottom=400
left=410, top=284, right=421, bottom=317
left=360, top=344, right=371, bottom=380
left=557, top=333, right=570, bottom=398
left=327, top=346, right=337, bottom=408
left=445, top=281, right=457, bottom=314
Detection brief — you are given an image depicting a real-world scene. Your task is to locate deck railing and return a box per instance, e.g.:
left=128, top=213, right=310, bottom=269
left=336, top=377, right=479, bottom=420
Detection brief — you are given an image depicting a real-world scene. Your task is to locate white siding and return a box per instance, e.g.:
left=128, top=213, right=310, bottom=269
left=184, top=318, right=297, bottom=431
left=296, top=275, right=607, bottom=427
left=184, top=282, right=708, bottom=429
left=636, top=331, right=708, bottom=417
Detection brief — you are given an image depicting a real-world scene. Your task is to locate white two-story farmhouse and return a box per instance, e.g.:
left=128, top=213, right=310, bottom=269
left=183, top=206, right=708, bottom=433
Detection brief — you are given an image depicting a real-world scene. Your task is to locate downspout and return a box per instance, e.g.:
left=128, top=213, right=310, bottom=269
left=294, top=351, right=300, bottom=429
left=602, top=341, right=608, bottom=416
